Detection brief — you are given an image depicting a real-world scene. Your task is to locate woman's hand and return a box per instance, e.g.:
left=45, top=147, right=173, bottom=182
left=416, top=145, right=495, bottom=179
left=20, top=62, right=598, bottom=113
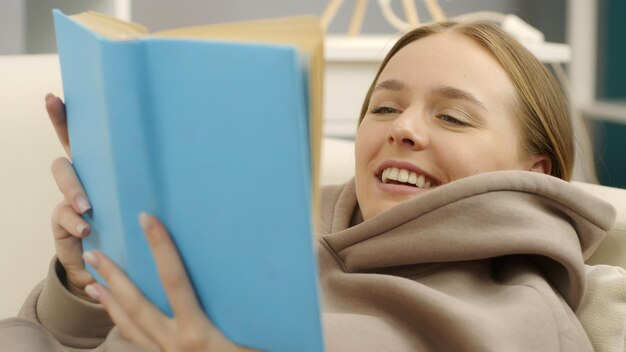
left=45, top=93, right=71, bottom=156
left=51, top=157, right=95, bottom=300
left=46, top=93, right=96, bottom=300
left=44, top=93, right=254, bottom=350
left=82, top=214, right=256, bottom=352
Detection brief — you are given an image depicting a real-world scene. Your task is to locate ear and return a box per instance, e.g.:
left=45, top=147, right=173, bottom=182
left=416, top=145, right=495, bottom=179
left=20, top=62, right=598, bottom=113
left=527, top=154, right=552, bottom=175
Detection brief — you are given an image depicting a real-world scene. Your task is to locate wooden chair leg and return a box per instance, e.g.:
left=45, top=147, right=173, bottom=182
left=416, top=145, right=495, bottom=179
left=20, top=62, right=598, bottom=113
left=401, top=0, right=419, bottom=26
left=424, top=0, right=446, bottom=21
left=348, top=0, right=368, bottom=36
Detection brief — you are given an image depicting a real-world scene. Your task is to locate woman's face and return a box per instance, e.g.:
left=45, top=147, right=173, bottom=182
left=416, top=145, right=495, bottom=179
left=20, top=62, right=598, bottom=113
left=355, top=32, right=548, bottom=220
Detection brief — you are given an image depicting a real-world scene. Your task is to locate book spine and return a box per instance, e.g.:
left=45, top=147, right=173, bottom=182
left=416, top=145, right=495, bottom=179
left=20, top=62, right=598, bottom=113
left=53, top=10, right=127, bottom=284
left=99, top=40, right=170, bottom=314
left=53, top=9, right=168, bottom=312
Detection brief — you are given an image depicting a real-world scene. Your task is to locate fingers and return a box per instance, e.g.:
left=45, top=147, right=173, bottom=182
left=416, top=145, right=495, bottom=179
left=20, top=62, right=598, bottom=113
left=51, top=201, right=94, bottom=296
left=83, top=216, right=254, bottom=351
left=51, top=157, right=91, bottom=214
left=139, top=214, right=247, bottom=351
left=85, top=282, right=161, bottom=352
left=51, top=201, right=90, bottom=270
left=51, top=201, right=90, bottom=240
left=49, top=151, right=94, bottom=297
left=45, top=93, right=71, bottom=157
left=83, top=251, right=173, bottom=350
left=138, top=213, right=207, bottom=327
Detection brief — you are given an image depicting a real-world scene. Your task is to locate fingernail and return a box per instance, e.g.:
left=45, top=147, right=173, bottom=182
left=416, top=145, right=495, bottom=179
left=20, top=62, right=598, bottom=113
left=75, top=195, right=91, bottom=213
left=83, top=251, right=99, bottom=268
left=76, top=223, right=89, bottom=237
left=139, top=212, right=151, bottom=231
left=84, top=284, right=100, bottom=301
left=45, top=93, right=54, bottom=102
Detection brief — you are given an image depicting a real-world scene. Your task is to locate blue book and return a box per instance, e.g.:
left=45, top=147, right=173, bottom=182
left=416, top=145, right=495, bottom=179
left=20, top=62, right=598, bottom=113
left=52, top=10, right=324, bottom=352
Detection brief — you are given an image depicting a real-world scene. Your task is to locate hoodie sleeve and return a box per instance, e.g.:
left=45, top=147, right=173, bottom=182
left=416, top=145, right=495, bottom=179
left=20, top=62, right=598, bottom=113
left=17, top=257, right=114, bottom=349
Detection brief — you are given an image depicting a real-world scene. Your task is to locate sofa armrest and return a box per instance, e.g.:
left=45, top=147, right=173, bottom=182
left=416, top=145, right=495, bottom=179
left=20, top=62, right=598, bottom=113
left=0, top=54, right=65, bottom=319
left=573, top=181, right=626, bottom=267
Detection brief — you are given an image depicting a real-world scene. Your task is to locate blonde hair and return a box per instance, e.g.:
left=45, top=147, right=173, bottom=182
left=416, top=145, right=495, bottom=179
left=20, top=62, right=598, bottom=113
left=359, top=21, right=574, bottom=181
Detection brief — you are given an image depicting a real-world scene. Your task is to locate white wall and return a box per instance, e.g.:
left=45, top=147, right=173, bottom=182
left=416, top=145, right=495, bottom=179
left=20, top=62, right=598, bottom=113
left=0, top=0, right=115, bottom=54
left=0, top=0, right=24, bottom=54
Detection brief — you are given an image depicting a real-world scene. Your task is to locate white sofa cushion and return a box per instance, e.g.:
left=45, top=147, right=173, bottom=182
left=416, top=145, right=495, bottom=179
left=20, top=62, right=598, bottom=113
left=578, top=264, right=626, bottom=352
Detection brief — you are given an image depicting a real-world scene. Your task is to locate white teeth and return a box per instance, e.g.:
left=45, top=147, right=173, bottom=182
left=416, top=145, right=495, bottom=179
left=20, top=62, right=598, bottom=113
left=416, top=175, right=425, bottom=188
left=388, top=167, right=399, bottom=180
left=398, top=169, right=409, bottom=182
left=380, top=167, right=434, bottom=188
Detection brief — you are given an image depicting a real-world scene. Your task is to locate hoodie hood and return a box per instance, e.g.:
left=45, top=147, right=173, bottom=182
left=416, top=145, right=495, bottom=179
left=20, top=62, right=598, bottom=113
left=319, top=170, right=616, bottom=308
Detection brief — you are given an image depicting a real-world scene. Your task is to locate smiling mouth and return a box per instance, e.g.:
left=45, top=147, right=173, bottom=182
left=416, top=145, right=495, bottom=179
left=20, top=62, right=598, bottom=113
left=379, top=167, right=439, bottom=189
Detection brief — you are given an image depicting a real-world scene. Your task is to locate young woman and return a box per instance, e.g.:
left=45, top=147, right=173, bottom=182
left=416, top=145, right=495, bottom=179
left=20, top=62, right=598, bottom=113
left=1, top=21, right=615, bottom=351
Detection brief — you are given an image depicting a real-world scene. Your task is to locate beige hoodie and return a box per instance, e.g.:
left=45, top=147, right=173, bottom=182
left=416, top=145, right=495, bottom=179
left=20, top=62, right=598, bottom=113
left=0, top=171, right=616, bottom=351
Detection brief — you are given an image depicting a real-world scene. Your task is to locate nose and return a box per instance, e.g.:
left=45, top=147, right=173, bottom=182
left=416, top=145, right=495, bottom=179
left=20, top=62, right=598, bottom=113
left=386, top=109, right=430, bottom=150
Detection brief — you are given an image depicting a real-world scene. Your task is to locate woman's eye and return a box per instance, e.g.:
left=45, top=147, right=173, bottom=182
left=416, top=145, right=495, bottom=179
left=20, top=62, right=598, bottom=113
left=370, top=106, right=400, bottom=114
left=437, top=114, right=468, bottom=126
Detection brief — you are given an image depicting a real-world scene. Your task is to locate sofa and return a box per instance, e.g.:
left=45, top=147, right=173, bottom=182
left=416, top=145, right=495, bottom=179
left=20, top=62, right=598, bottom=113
left=2, top=54, right=626, bottom=350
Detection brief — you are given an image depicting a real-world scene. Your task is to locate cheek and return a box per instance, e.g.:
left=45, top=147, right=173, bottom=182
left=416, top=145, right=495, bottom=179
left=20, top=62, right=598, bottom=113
left=354, top=123, right=383, bottom=170
left=436, top=148, right=481, bottom=180
left=439, top=137, right=522, bottom=181
left=354, top=124, right=384, bottom=210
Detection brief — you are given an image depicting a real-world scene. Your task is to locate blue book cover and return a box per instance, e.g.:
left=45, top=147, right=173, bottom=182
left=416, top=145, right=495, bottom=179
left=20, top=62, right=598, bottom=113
left=53, top=10, right=324, bottom=352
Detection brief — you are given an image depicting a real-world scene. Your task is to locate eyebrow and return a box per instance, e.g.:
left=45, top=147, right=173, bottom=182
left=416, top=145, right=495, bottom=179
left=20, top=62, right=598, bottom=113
left=373, top=79, right=407, bottom=92
left=430, top=85, right=488, bottom=111
left=373, top=79, right=488, bottom=112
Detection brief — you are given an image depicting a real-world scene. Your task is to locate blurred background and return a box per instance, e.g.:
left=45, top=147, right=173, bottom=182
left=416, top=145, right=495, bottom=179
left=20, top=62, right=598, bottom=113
left=0, top=0, right=624, bottom=188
